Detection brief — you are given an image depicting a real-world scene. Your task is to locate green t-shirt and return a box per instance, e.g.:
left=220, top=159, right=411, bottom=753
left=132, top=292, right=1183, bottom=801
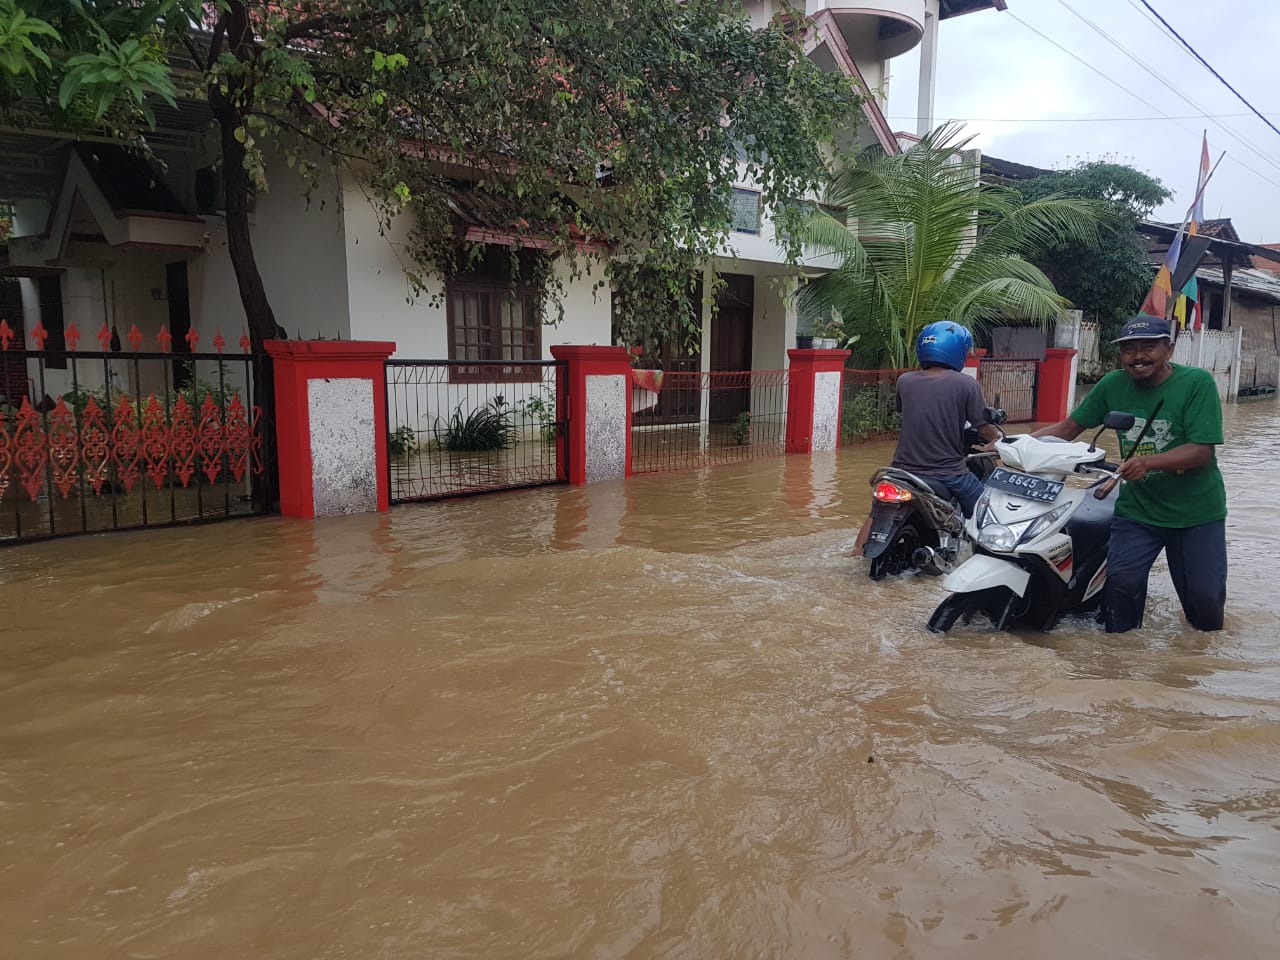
left=1070, top=364, right=1226, bottom=528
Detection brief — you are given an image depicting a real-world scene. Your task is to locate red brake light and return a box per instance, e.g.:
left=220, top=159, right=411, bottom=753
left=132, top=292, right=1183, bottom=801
left=873, top=481, right=913, bottom=503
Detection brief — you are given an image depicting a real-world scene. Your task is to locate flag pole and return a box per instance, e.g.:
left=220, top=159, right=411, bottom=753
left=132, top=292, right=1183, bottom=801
left=1164, top=150, right=1226, bottom=328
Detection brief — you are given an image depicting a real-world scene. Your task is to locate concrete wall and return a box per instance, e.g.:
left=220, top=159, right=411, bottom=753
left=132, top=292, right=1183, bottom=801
left=1226, top=295, right=1280, bottom=391
left=341, top=177, right=611, bottom=358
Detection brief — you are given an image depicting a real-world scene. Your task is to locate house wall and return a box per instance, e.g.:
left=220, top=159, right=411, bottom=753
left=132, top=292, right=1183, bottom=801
left=188, top=152, right=351, bottom=342
left=1228, top=294, right=1280, bottom=390
left=340, top=177, right=611, bottom=359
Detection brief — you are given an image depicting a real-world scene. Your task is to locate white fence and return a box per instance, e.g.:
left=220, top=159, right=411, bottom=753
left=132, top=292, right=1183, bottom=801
left=1070, top=317, right=1241, bottom=402
left=1171, top=327, right=1242, bottom=401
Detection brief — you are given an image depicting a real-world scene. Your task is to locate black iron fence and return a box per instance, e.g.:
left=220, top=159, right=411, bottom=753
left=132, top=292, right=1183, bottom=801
left=978, top=359, right=1039, bottom=422
left=631, top=369, right=788, bottom=473
left=840, top=368, right=908, bottom=445
left=0, top=320, right=273, bottom=544
left=385, top=360, right=565, bottom=501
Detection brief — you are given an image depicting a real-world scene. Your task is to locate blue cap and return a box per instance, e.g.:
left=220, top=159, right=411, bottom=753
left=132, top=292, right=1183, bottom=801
left=1112, top=315, right=1172, bottom=343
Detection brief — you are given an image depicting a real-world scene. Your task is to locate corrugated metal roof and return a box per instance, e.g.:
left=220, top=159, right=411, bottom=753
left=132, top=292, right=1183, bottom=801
left=1196, top=265, right=1280, bottom=302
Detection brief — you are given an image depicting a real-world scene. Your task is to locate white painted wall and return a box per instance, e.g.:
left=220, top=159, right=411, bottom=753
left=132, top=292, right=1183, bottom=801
left=191, top=152, right=350, bottom=342
left=342, top=176, right=611, bottom=358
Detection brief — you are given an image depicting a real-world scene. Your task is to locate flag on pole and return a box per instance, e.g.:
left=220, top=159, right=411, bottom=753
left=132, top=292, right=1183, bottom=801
left=1140, top=228, right=1182, bottom=320
left=1144, top=133, right=1211, bottom=326
left=1176, top=133, right=1211, bottom=329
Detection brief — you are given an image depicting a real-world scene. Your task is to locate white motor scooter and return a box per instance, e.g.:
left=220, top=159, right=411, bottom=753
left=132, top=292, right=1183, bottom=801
left=927, top=411, right=1135, bottom=633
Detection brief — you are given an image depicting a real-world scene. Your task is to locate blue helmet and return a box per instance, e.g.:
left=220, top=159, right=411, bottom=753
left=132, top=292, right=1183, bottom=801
left=916, top=321, right=973, bottom=372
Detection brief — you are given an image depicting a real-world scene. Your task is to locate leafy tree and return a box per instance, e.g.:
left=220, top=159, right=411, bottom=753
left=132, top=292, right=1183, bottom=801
left=1013, top=159, right=1170, bottom=325
left=0, top=1, right=858, bottom=350
left=799, top=124, right=1106, bottom=369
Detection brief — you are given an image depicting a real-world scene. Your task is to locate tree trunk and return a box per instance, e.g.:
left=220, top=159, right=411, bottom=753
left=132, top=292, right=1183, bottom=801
left=210, top=90, right=284, bottom=351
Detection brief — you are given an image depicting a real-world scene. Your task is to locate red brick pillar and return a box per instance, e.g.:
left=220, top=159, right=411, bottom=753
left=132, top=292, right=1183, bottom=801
left=265, top=340, right=396, bottom=518
left=786, top=348, right=850, bottom=453
left=549, top=345, right=633, bottom=485
left=1036, top=347, right=1078, bottom=423
left=963, top=347, right=985, bottom=380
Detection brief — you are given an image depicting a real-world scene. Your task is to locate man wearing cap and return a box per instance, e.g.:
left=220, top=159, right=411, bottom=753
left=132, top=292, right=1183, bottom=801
left=1033, top=314, right=1227, bottom=632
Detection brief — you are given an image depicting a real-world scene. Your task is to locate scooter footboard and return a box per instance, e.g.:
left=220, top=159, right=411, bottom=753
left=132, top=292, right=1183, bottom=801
left=940, top=554, right=1030, bottom=596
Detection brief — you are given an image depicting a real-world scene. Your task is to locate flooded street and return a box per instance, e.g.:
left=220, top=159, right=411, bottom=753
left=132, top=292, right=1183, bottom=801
left=2, top=401, right=1278, bottom=960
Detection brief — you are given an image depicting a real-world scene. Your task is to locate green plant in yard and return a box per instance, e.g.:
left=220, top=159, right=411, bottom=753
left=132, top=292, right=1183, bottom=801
left=800, top=123, right=1105, bottom=369
left=387, top=424, right=416, bottom=457
left=731, top=411, right=751, bottom=445
left=842, top=387, right=902, bottom=444
left=438, top=396, right=516, bottom=452
left=516, top=392, right=557, bottom=445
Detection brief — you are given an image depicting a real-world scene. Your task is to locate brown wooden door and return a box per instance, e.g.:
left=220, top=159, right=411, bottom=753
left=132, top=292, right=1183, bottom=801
left=0, top=281, right=28, bottom=406
left=710, top=275, right=753, bottom=423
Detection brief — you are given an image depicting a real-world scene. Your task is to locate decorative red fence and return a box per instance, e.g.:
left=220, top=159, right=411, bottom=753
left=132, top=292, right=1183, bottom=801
left=0, top=318, right=273, bottom=544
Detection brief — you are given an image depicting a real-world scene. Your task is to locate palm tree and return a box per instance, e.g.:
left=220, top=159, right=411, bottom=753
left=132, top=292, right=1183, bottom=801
left=798, top=124, right=1105, bottom=369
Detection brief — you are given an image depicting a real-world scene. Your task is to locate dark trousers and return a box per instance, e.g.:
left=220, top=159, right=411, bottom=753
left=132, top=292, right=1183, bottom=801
left=1104, top=517, right=1227, bottom=633
left=933, top=471, right=986, bottom=518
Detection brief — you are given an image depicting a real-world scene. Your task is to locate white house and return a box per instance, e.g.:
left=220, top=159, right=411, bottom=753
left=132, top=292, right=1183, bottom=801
left=0, top=1, right=1004, bottom=408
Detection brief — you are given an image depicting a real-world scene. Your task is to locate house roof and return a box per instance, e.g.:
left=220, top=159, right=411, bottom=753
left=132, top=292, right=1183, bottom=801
left=1138, top=219, right=1261, bottom=269
left=1196, top=264, right=1280, bottom=303
left=940, top=1, right=1009, bottom=19
left=980, top=154, right=1051, bottom=184
left=1251, top=243, right=1280, bottom=276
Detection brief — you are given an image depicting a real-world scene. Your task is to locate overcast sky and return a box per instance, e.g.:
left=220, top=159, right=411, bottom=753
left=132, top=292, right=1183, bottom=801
left=884, top=0, right=1280, bottom=242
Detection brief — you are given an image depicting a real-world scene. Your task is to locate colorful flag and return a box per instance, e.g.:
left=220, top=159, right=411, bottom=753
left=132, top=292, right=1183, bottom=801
left=1141, top=133, right=1210, bottom=324
left=1185, top=134, right=1210, bottom=329
left=1140, top=228, right=1182, bottom=319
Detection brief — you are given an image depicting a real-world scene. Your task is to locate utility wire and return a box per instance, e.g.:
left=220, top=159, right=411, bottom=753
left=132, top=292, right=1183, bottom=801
left=888, top=113, right=1276, bottom=124
left=1049, top=0, right=1280, bottom=177
left=1134, top=0, right=1280, bottom=141
left=1004, top=9, right=1280, bottom=193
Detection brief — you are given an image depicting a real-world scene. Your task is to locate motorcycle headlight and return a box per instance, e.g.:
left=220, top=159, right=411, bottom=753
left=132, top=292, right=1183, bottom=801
left=977, top=523, right=1018, bottom=552
left=1020, top=505, right=1070, bottom=544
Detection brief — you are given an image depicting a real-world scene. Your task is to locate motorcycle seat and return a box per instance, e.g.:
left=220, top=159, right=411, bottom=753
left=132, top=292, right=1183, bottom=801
left=1066, top=485, right=1117, bottom=563
left=919, top=476, right=955, bottom=501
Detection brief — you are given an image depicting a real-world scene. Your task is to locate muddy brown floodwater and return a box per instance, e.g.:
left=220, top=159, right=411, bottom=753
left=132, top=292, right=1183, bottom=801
left=2, top=401, right=1278, bottom=960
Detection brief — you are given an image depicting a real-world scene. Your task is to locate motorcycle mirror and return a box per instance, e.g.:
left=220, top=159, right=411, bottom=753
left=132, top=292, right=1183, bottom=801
left=1088, top=411, right=1136, bottom=451
left=984, top=406, right=1008, bottom=426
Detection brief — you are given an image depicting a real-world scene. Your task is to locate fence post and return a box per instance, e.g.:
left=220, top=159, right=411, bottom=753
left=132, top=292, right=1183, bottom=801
left=963, top=348, right=985, bottom=380
left=1035, top=347, right=1078, bottom=423
left=1228, top=327, right=1243, bottom=401
left=549, top=345, right=633, bottom=484
left=264, top=339, right=397, bottom=519
left=786, top=348, right=849, bottom=453
left=1054, top=310, right=1083, bottom=412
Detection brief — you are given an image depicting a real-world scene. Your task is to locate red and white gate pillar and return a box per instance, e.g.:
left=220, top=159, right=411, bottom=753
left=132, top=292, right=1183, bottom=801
left=265, top=339, right=397, bottom=518
left=550, top=345, right=634, bottom=485
left=1035, top=347, right=1078, bottom=423
left=786, top=348, right=850, bottom=453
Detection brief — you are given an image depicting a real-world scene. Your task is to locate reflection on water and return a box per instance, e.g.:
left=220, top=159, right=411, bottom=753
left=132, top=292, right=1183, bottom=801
left=1, top=403, right=1278, bottom=960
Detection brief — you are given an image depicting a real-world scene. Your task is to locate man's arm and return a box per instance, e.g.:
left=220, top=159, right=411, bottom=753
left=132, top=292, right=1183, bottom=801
left=1117, top=442, right=1215, bottom=482
left=1032, top=417, right=1085, bottom=441
left=978, top=422, right=1003, bottom=444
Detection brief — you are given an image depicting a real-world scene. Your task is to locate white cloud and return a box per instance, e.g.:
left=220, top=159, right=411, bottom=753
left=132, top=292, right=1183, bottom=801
left=886, top=0, right=1280, bottom=241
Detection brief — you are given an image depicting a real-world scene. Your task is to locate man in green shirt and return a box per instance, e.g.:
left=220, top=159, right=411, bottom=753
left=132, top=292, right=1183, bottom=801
left=1034, top=315, right=1227, bottom=632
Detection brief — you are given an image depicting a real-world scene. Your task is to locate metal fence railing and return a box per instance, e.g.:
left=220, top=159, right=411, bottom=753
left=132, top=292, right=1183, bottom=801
left=385, top=360, right=565, bottom=502
left=631, top=369, right=788, bottom=473
left=977, top=359, right=1038, bottom=422
left=0, top=320, right=273, bottom=545
left=840, top=368, right=908, bottom=445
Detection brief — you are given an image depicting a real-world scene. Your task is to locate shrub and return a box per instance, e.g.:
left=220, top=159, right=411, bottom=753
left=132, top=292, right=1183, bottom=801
left=438, top=396, right=516, bottom=451
left=842, top=386, right=901, bottom=443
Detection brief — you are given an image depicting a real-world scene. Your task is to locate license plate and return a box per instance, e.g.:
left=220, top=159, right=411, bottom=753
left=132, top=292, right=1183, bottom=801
left=987, top=467, right=1064, bottom=504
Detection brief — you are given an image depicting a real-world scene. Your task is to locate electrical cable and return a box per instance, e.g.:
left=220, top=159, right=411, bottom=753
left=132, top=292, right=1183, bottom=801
left=1134, top=0, right=1280, bottom=141
left=1050, top=0, right=1280, bottom=178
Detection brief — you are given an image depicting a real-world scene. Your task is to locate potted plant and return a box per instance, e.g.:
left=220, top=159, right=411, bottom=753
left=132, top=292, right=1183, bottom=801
left=812, top=317, right=857, bottom=349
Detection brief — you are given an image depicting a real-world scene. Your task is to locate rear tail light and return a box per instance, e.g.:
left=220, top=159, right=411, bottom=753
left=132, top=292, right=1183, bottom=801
left=873, top=481, right=913, bottom=503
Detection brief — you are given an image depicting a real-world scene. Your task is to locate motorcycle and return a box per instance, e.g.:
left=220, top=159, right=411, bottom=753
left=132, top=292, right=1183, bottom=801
left=926, top=411, right=1136, bottom=633
left=862, top=407, right=1007, bottom=581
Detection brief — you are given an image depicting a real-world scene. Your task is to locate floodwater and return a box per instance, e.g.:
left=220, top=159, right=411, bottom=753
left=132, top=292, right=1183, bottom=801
left=2, top=401, right=1278, bottom=960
